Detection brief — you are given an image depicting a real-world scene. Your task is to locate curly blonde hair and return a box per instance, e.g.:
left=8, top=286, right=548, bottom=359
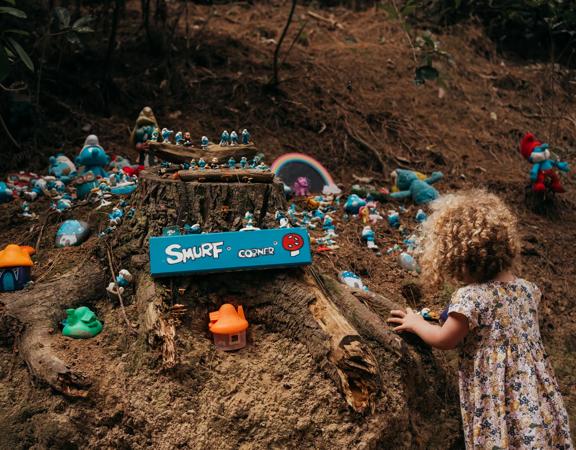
left=417, top=189, right=521, bottom=288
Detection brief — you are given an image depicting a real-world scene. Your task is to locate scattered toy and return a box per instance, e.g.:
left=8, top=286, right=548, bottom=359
left=338, top=271, right=369, bottom=291
left=415, top=209, right=427, bottom=223
left=0, top=182, right=14, bottom=203
left=220, top=130, right=230, bottom=146
left=201, top=136, right=209, bottom=149
left=387, top=210, right=400, bottom=228
left=48, top=153, right=77, bottom=183
left=361, top=225, right=378, bottom=250
left=0, top=244, right=34, bottom=292
left=398, top=252, right=419, bottom=273
left=271, top=153, right=341, bottom=195
left=209, top=303, right=248, bottom=351
left=62, top=306, right=103, bottom=339
left=519, top=132, right=570, bottom=193
left=344, top=194, right=367, bottom=215
left=292, top=177, right=310, bottom=197
left=389, top=169, right=443, bottom=204
left=55, top=220, right=90, bottom=247
left=106, top=269, right=133, bottom=297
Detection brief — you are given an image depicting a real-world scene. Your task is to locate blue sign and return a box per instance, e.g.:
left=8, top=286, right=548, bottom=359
left=149, top=228, right=312, bottom=277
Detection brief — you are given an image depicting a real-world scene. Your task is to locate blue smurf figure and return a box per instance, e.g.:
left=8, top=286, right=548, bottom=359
left=362, top=225, right=378, bottom=250
left=0, top=182, right=13, bottom=203
left=190, top=159, right=197, bottom=170
left=109, top=207, right=124, bottom=225
left=76, top=135, right=110, bottom=178
left=220, top=130, right=230, bottom=146
left=241, top=129, right=250, bottom=145
left=20, top=201, right=35, bottom=218
left=51, top=195, right=73, bottom=213
left=240, top=157, right=248, bottom=169
left=343, top=194, right=367, bottom=215
left=126, top=207, right=136, bottom=219
left=161, top=128, right=173, bottom=143
left=183, top=223, right=202, bottom=234
left=201, top=136, right=209, bottom=149
left=250, top=155, right=262, bottom=169
left=230, top=131, right=239, bottom=146
left=415, top=209, right=427, bottom=223
left=198, top=158, right=207, bottom=170
left=151, top=128, right=160, bottom=142
left=175, top=132, right=184, bottom=145
left=228, top=157, right=236, bottom=169
left=387, top=210, right=400, bottom=229
left=323, top=215, right=337, bottom=237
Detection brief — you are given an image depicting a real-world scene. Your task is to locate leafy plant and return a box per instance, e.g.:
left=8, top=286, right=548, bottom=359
left=0, top=0, right=33, bottom=82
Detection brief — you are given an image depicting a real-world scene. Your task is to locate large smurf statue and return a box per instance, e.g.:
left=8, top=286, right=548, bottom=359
left=519, top=132, right=570, bottom=193
left=75, top=135, right=110, bottom=178
left=389, top=169, right=443, bottom=205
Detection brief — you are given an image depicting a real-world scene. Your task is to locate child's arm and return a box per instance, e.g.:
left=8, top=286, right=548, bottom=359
left=387, top=308, right=469, bottom=350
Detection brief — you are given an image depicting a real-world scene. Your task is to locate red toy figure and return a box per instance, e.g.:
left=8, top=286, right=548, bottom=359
left=519, top=133, right=570, bottom=193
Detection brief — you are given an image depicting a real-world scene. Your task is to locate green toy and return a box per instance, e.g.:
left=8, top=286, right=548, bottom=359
left=62, top=306, right=103, bottom=339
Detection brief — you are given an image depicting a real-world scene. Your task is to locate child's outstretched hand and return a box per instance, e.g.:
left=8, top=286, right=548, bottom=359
left=387, top=308, right=425, bottom=333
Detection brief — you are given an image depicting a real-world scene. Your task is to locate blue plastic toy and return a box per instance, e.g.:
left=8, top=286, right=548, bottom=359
left=201, top=136, right=209, bottom=149
left=361, top=225, right=378, bottom=250
left=161, top=128, right=173, bottom=143
left=338, top=271, right=369, bottom=291
left=183, top=223, right=202, bottom=234
left=241, top=129, right=250, bottom=145
left=415, top=209, right=427, bottom=223
left=240, top=157, right=248, bottom=169
left=76, top=135, right=110, bottom=178
left=387, top=210, right=400, bottom=229
left=109, top=207, right=124, bottom=225
left=228, top=157, right=236, bottom=169
left=398, top=252, right=419, bottom=273
left=343, top=194, right=367, bottom=215
left=220, top=130, right=230, bottom=146
left=389, top=169, right=443, bottom=205
left=198, top=159, right=206, bottom=170
left=230, top=131, right=239, bottom=145
left=0, top=182, right=14, bottom=203
left=62, top=306, right=103, bottom=339
left=48, top=153, right=77, bottom=183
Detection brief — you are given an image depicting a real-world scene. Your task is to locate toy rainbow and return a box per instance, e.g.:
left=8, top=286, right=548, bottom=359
left=271, top=153, right=341, bottom=194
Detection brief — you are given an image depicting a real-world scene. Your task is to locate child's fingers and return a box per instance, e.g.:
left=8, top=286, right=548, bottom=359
left=406, top=307, right=415, bottom=314
left=386, top=317, right=404, bottom=325
left=389, top=309, right=406, bottom=318
left=393, top=325, right=406, bottom=332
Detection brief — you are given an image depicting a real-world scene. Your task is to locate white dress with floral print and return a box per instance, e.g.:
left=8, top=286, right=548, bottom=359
left=448, top=279, right=573, bottom=449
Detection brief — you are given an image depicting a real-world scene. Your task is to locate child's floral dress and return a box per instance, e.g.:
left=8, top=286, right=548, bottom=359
left=448, top=278, right=573, bottom=449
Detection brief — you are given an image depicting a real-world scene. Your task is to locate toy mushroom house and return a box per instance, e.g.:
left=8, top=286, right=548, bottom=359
left=0, top=244, right=34, bottom=292
left=62, top=306, right=103, bottom=339
left=208, top=304, right=249, bottom=351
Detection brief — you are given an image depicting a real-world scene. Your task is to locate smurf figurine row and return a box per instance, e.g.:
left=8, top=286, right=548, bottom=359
left=219, top=129, right=250, bottom=147
left=188, top=155, right=268, bottom=171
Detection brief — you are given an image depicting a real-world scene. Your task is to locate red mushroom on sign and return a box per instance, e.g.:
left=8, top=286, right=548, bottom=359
left=282, top=233, right=304, bottom=257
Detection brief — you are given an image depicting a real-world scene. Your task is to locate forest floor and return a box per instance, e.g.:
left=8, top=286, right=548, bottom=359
left=1, top=1, right=576, bottom=449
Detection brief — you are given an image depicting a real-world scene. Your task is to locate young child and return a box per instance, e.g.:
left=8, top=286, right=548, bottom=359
left=387, top=190, right=573, bottom=449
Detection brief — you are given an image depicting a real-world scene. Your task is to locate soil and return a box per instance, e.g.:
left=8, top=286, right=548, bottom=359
left=1, top=1, right=575, bottom=449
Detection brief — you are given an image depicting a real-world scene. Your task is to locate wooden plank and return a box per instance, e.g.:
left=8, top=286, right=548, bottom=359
left=177, top=168, right=275, bottom=183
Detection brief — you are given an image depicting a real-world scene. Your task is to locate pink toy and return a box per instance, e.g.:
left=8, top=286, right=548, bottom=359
left=292, top=177, right=310, bottom=197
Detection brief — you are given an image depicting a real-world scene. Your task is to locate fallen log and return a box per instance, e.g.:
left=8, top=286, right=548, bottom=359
left=0, top=258, right=107, bottom=396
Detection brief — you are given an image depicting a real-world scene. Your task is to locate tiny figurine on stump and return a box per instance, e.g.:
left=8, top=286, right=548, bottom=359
left=130, top=106, right=159, bottom=166
left=228, top=157, right=236, bottom=169
left=220, top=130, right=230, bottom=146
left=230, top=130, right=239, bottom=146
left=519, top=133, right=570, bottom=194
left=174, top=131, right=184, bottom=145
left=389, top=169, right=443, bottom=205
left=201, top=136, right=209, bottom=149
left=241, top=129, right=251, bottom=145
left=209, top=303, right=249, bottom=351
left=0, top=244, right=34, bottom=292
left=240, top=211, right=260, bottom=231
left=240, top=156, right=248, bottom=169
left=161, top=128, right=173, bottom=144
left=183, top=132, right=193, bottom=146
left=198, top=158, right=207, bottom=170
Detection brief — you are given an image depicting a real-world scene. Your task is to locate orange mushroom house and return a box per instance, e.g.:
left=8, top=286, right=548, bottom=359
left=0, top=244, right=35, bottom=292
left=208, top=304, right=249, bottom=351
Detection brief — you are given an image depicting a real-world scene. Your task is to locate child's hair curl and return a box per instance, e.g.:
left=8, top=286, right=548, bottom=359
left=417, top=189, right=521, bottom=287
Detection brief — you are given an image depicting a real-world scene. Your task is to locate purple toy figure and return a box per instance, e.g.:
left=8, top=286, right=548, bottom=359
left=292, top=177, right=310, bottom=197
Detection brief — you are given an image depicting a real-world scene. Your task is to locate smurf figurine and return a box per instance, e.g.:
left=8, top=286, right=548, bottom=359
left=183, top=132, right=193, bottom=146
left=161, top=128, right=173, bottom=143
left=109, top=207, right=124, bottom=225
left=198, top=158, right=207, bottom=170
left=344, top=194, right=367, bottom=215
left=0, top=182, right=14, bottom=203
left=183, top=223, right=202, bottom=234
left=230, top=130, right=239, bottom=146
left=240, top=157, right=248, bottom=169
left=76, top=135, right=110, bottom=178
left=323, top=215, right=337, bottom=237
left=151, top=128, right=160, bottom=142
left=220, top=130, right=230, bottom=146
left=415, top=209, right=427, bottom=223
left=190, top=159, right=197, bottom=170
left=106, top=269, right=133, bottom=297
left=175, top=131, right=184, bottom=145
left=241, top=129, right=250, bottom=145
left=201, top=136, right=209, bottom=149
left=228, top=157, right=236, bottom=169
left=519, top=132, right=570, bottom=193
left=240, top=211, right=260, bottom=231
left=51, top=196, right=73, bottom=213
left=130, top=106, right=159, bottom=166
left=338, top=271, right=369, bottom=291
left=389, top=169, right=443, bottom=205
left=362, top=225, right=378, bottom=250
left=49, top=153, right=77, bottom=184
left=20, top=201, right=35, bottom=218
left=387, top=210, right=400, bottom=229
